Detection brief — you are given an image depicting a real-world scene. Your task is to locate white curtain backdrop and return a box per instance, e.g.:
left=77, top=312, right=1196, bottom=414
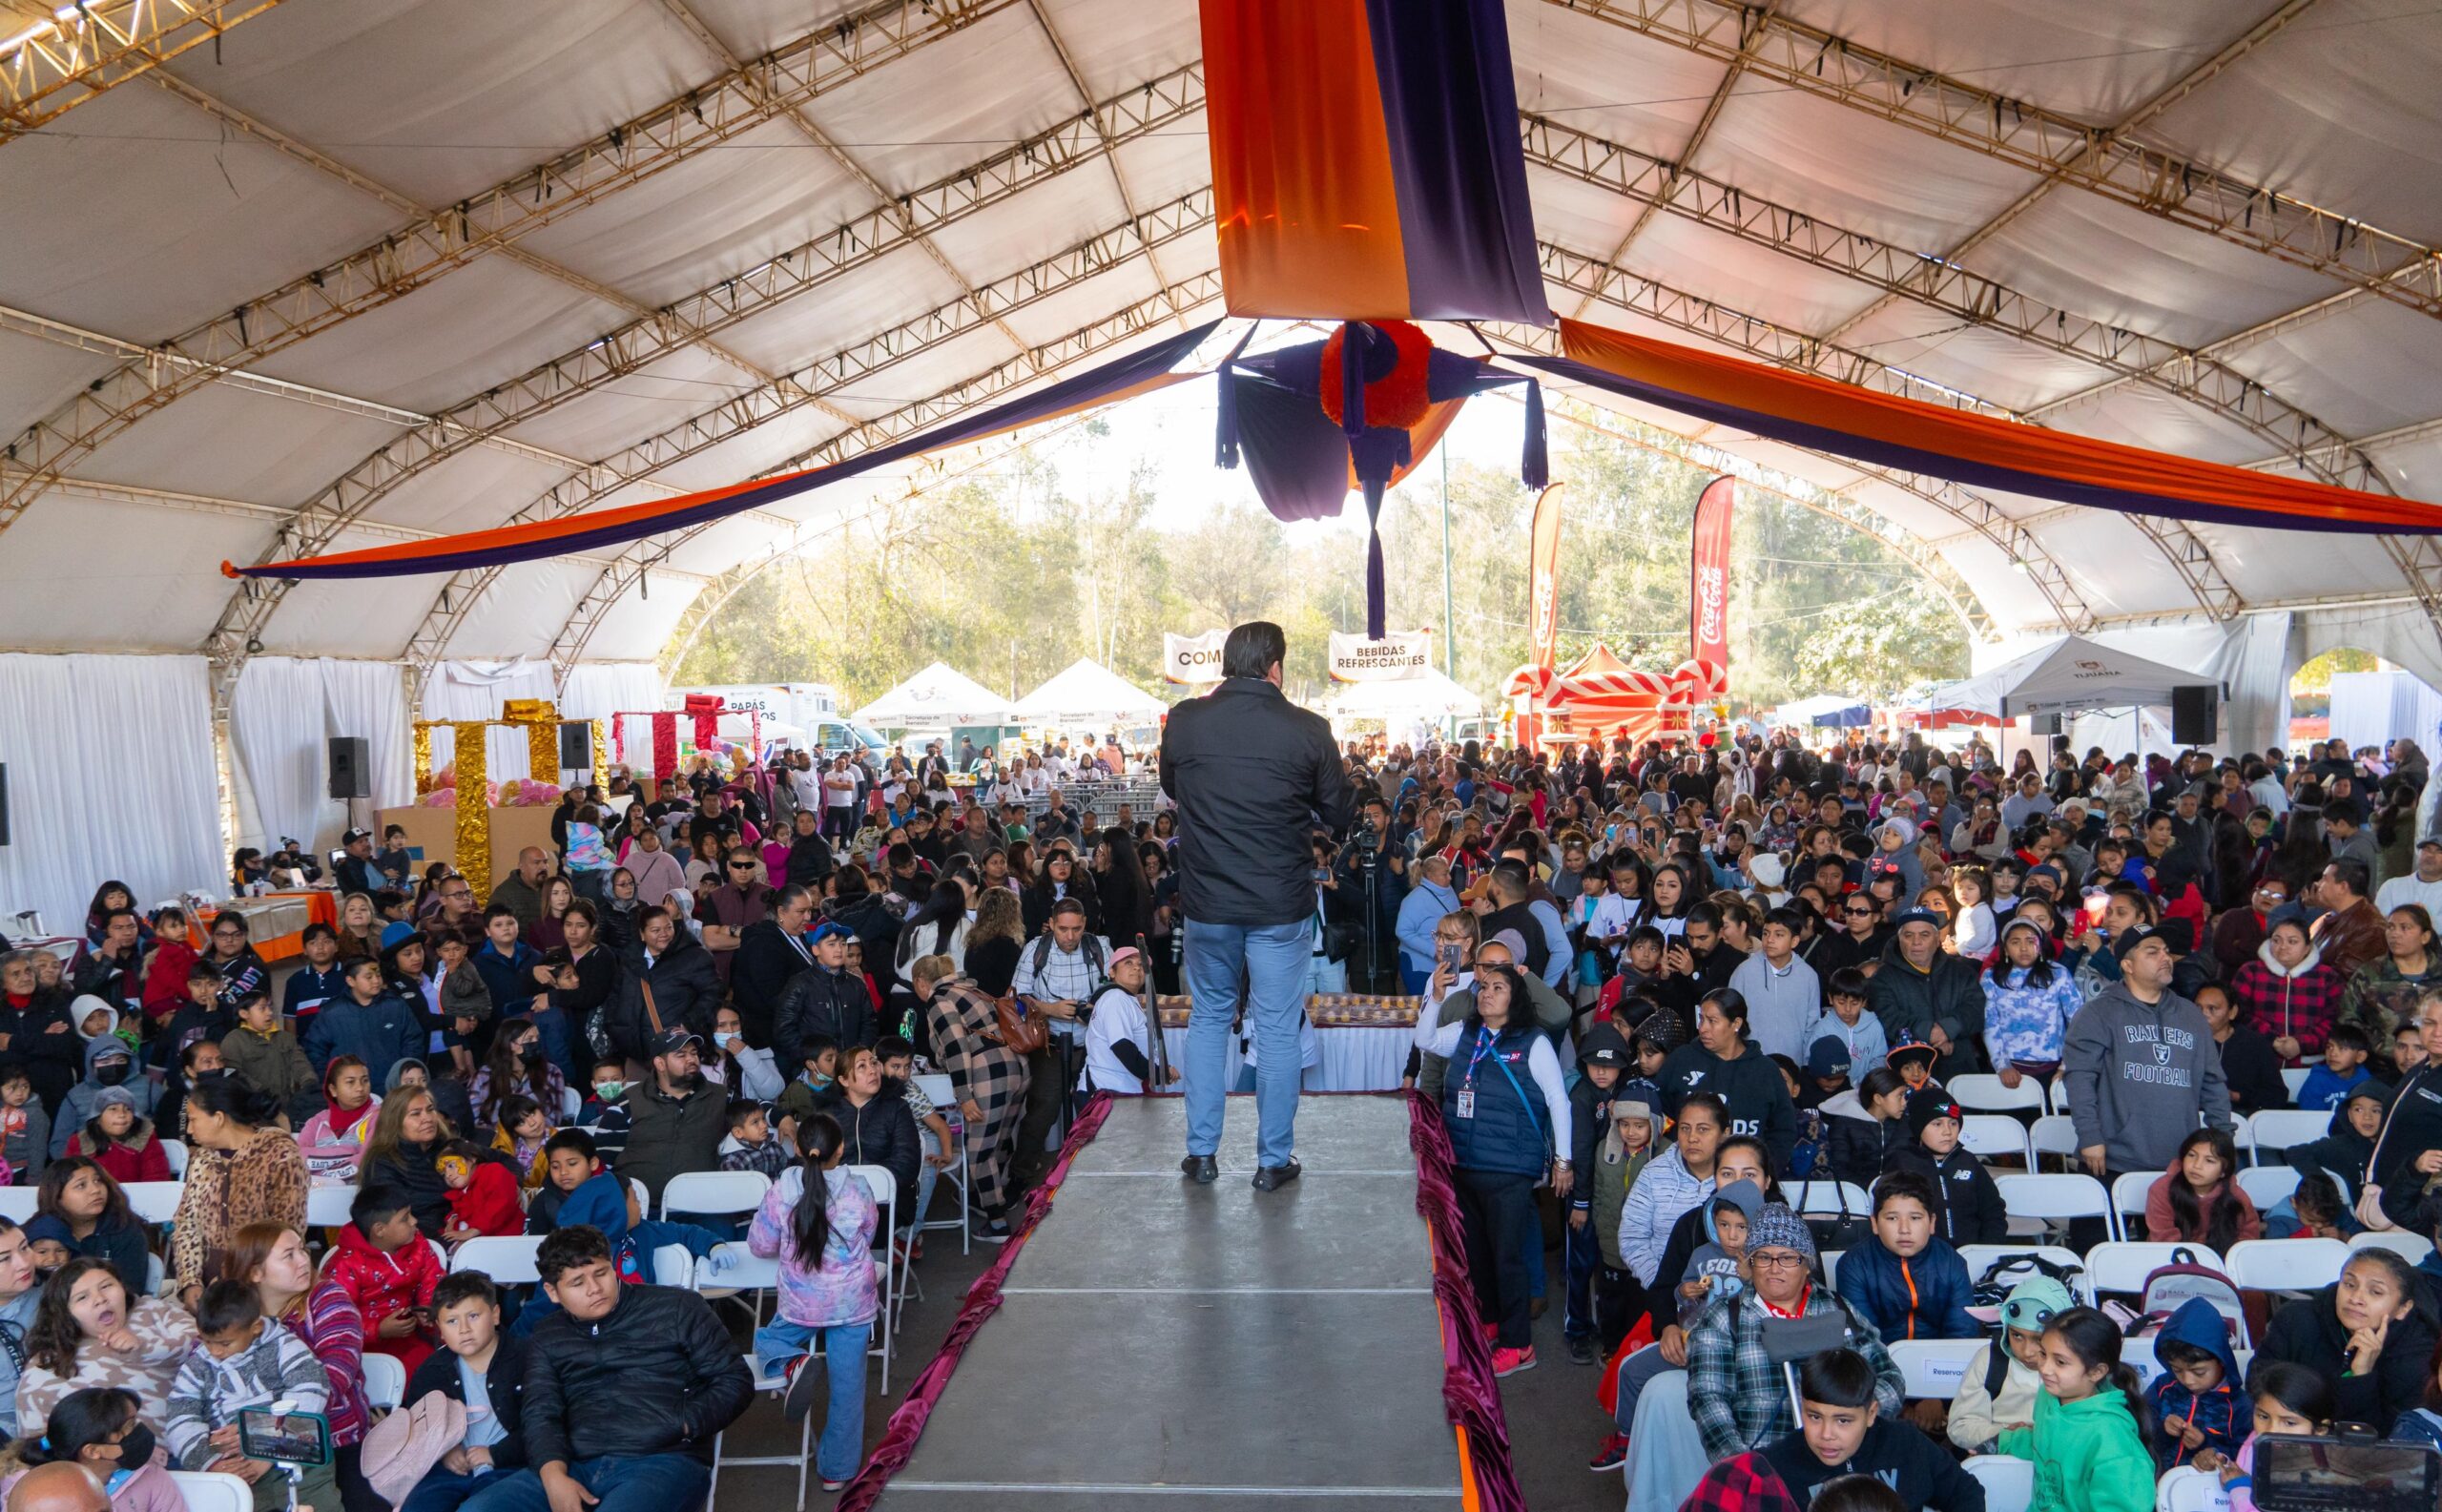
left=557, top=662, right=663, bottom=721
left=2298, top=602, right=2442, bottom=692
left=229, top=657, right=326, bottom=856
left=424, top=660, right=558, bottom=779
left=321, top=659, right=412, bottom=810
left=0, top=654, right=223, bottom=935
left=2328, top=671, right=2442, bottom=752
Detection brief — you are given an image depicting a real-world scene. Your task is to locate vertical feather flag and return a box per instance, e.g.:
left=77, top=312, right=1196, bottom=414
left=1689, top=477, right=1734, bottom=682
left=1199, top=0, right=1549, bottom=322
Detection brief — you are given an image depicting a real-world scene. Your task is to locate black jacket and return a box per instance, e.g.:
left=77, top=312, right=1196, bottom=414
left=4, top=988, right=84, bottom=1115
left=406, top=1334, right=531, bottom=1469
left=1656, top=1043, right=1797, bottom=1171
left=1022, top=874, right=1103, bottom=939
left=365, top=1136, right=453, bottom=1238
left=1886, top=1143, right=2009, bottom=1246
left=2370, top=1064, right=2442, bottom=1226
left=810, top=1079, right=921, bottom=1216
left=730, top=920, right=814, bottom=1050
left=2254, top=1285, right=2439, bottom=1429
left=602, top=932, right=721, bottom=1065
left=523, top=1282, right=751, bottom=1465
left=1760, top=1419, right=1986, bottom=1511
left=2286, top=1097, right=2378, bottom=1197
left=774, top=964, right=875, bottom=1073
left=1821, top=1097, right=1907, bottom=1191
left=825, top=891, right=904, bottom=999
left=2216, top=1022, right=2292, bottom=1115
left=782, top=833, right=835, bottom=891
left=1870, top=942, right=1989, bottom=1081
left=1158, top=677, right=1353, bottom=926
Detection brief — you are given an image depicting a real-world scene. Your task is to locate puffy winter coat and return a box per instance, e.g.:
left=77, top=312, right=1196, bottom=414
left=1818, top=1090, right=1905, bottom=1190
left=2228, top=939, right=2346, bottom=1059
left=322, top=1219, right=443, bottom=1365
left=523, top=1281, right=752, bottom=1464
left=1869, top=942, right=1988, bottom=1081
left=1835, top=1232, right=1980, bottom=1342
left=602, top=931, right=721, bottom=1064
left=774, top=964, right=874, bottom=1073
left=808, top=1079, right=922, bottom=1218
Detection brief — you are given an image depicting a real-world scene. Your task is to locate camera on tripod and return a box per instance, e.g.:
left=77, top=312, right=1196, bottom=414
left=1353, top=815, right=1381, bottom=871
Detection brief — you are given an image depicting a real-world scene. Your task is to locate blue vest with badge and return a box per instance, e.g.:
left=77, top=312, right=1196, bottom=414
left=1441, top=1020, right=1549, bottom=1178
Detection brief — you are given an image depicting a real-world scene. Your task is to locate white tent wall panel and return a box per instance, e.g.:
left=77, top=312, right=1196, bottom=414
left=713, top=249, right=966, bottom=379
left=1615, top=216, right=1893, bottom=338
left=1107, top=114, right=1216, bottom=212
left=2328, top=670, right=2442, bottom=753
left=1830, top=303, right=2121, bottom=415
left=1774, top=1, right=2284, bottom=125
left=163, top=0, right=715, bottom=212
left=2216, top=300, right=2442, bottom=443
left=558, top=662, right=665, bottom=723
left=0, top=84, right=404, bottom=342
left=252, top=259, right=625, bottom=419
left=2299, top=604, right=2442, bottom=696
left=2142, top=0, right=2442, bottom=248
left=1686, top=86, right=2042, bottom=255
left=424, top=659, right=561, bottom=777
left=494, top=347, right=755, bottom=465
left=0, top=498, right=263, bottom=652
left=921, top=172, right=1134, bottom=289
left=513, top=117, right=869, bottom=312
left=0, top=332, right=118, bottom=444
left=0, top=654, right=224, bottom=935
left=1972, top=191, right=2347, bottom=352
left=1506, top=1, right=1725, bottom=155
left=799, top=9, right=1071, bottom=198
left=1039, top=0, right=1200, bottom=101
left=442, top=564, right=599, bottom=669
left=577, top=587, right=697, bottom=667
left=75, top=385, right=411, bottom=513
left=229, top=657, right=416, bottom=855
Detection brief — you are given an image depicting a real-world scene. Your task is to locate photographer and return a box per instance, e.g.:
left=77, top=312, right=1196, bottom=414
left=1334, top=793, right=1408, bottom=994
left=1077, top=947, right=1173, bottom=1096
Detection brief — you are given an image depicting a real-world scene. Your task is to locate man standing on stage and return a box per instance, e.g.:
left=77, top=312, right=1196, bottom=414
left=1162, top=622, right=1354, bottom=1191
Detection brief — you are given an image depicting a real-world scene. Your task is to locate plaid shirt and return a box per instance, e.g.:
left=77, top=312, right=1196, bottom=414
left=1681, top=1453, right=1801, bottom=1512
left=1687, top=1287, right=1904, bottom=1459
left=2228, top=956, right=2347, bottom=1056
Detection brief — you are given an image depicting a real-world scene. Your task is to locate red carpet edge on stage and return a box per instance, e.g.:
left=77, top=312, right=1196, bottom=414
left=1406, top=1088, right=1527, bottom=1512
left=835, top=1091, right=1119, bottom=1511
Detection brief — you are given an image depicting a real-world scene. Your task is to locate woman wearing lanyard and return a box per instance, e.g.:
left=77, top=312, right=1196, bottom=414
left=1411, top=962, right=1572, bottom=1377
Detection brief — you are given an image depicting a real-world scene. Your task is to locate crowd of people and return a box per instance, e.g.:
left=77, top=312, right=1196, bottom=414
left=10, top=718, right=2442, bottom=1512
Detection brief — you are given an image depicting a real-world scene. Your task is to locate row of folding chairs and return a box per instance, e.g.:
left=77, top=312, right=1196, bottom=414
left=1948, top=1067, right=2315, bottom=1120
left=1948, top=1105, right=2342, bottom=1175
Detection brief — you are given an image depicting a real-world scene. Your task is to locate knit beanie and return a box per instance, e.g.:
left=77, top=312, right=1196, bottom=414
left=1907, top=1092, right=1964, bottom=1142
left=1744, top=1202, right=1815, bottom=1265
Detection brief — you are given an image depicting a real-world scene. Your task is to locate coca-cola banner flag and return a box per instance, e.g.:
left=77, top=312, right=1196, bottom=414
left=1527, top=484, right=1564, bottom=673
left=1163, top=631, right=1230, bottom=685
left=1328, top=631, right=1434, bottom=681
left=1689, top=476, right=1733, bottom=676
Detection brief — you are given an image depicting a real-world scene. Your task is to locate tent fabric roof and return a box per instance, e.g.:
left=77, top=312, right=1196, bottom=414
left=1010, top=659, right=1168, bottom=723
left=851, top=661, right=1012, bottom=728
left=7, top=0, right=2442, bottom=682
left=1330, top=668, right=1484, bottom=719
left=1933, top=634, right=2222, bottom=720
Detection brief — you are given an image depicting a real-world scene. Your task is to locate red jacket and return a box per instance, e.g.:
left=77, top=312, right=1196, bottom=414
left=141, top=939, right=199, bottom=1022
left=444, top=1163, right=524, bottom=1239
left=65, top=1129, right=171, bottom=1184
left=2228, top=941, right=2347, bottom=1060
left=323, top=1220, right=443, bottom=1371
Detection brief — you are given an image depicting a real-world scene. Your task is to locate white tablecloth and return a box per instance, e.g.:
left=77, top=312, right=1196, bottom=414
left=1156, top=1025, right=1411, bottom=1094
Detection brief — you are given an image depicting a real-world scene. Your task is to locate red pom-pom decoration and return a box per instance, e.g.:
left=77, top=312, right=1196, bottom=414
left=1319, top=320, right=1433, bottom=430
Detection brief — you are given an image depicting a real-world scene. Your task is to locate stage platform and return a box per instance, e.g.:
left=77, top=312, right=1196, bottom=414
left=869, top=1094, right=1470, bottom=1508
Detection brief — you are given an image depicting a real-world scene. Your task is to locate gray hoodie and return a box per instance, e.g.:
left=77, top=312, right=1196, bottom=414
left=0, top=1284, right=38, bottom=1437
left=52, top=1028, right=159, bottom=1159
left=2060, top=981, right=2232, bottom=1173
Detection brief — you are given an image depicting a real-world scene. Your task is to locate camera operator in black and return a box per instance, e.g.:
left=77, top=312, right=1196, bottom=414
left=1335, top=792, right=1409, bottom=994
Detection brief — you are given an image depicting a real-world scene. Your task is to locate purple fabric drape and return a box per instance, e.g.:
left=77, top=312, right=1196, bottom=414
left=1406, top=1088, right=1528, bottom=1512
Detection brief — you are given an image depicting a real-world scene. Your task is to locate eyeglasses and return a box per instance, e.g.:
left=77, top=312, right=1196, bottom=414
left=1749, top=1252, right=1810, bottom=1271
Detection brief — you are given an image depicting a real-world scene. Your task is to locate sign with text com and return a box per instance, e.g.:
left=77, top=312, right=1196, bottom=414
left=1163, top=631, right=1230, bottom=685
left=1328, top=631, right=1433, bottom=682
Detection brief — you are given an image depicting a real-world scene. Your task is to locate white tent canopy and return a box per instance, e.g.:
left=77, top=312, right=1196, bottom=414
left=854, top=663, right=1012, bottom=729
left=1329, top=669, right=1483, bottom=719
left=1772, top=694, right=1873, bottom=727
left=1933, top=635, right=2224, bottom=720
left=1011, top=659, right=1168, bottom=726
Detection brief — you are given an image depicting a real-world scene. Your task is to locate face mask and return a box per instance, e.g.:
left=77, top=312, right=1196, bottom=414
left=591, top=1082, right=624, bottom=1102
left=520, top=1043, right=548, bottom=1066
left=106, top=1422, right=155, bottom=1479
left=95, top=1064, right=130, bottom=1087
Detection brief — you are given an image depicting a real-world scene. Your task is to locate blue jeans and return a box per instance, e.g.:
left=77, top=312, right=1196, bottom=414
left=1562, top=1211, right=1598, bottom=1338
left=753, top=1317, right=874, bottom=1482
left=910, top=1126, right=943, bottom=1233
left=402, top=1469, right=495, bottom=1512
left=1184, top=919, right=1312, bottom=1169
left=461, top=1455, right=709, bottom=1512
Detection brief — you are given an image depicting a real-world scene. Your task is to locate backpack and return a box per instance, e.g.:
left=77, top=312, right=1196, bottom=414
left=2125, top=1248, right=2248, bottom=1348
left=1969, top=1251, right=2086, bottom=1317
left=1028, top=931, right=1107, bottom=993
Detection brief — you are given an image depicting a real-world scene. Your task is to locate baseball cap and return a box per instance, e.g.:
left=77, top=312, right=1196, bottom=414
left=1107, top=945, right=1142, bottom=970
left=649, top=1028, right=702, bottom=1057
left=2111, top=923, right=2165, bottom=963
left=2420, top=836, right=2442, bottom=852
left=1805, top=1035, right=1851, bottom=1081
left=1890, top=908, right=1941, bottom=931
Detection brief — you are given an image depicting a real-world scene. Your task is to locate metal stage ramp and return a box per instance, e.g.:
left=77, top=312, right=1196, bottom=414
left=871, top=1094, right=1468, bottom=1508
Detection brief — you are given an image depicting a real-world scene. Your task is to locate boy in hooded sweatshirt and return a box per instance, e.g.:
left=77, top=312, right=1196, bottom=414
left=1949, top=1275, right=2076, bottom=1455
left=1840, top=1171, right=1979, bottom=1344
left=1885, top=1091, right=2010, bottom=1246
left=2281, top=1080, right=2386, bottom=1203
left=2143, top=1295, right=2245, bottom=1471
left=1590, top=1077, right=1657, bottom=1353
left=1676, top=1178, right=1763, bottom=1327
left=1563, top=1023, right=1633, bottom=1365
left=51, top=1029, right=156, bottom=1160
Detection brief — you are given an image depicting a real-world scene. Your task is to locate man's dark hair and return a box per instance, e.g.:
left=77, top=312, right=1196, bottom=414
left=1829, top=966, right=1869, bottom=1001
left=543, top=1127, right=597, bottom=1161
left=886, top=842, right=916, bottom=871
left=1796, top=1347, right=1881, bottom=1410
left=1048, top=898, right=1088, bottom=922
left=196, top=1279, right=264, bottom=1337
left=874, top=1035, right=914, bottom=1062
left=1872, top=1170, right=1939, bottom=1216
left=2328, top=858, right=2371, bottom=899
left=433, top=1271, right=500, bottom=1312
left=536, top=1225, right=612, bottom=1284
left=1220, top=621, right=1287, bottom=680
left=1685, top=901, right=1724, bottom=932
left=300, top=922, right=335, bottom=946
left=1487, top=860, right=1532, bottom=900
left=2328, top=1022, right=2373, bottom=1054
left=350, top=1185, right=412, bottom=1234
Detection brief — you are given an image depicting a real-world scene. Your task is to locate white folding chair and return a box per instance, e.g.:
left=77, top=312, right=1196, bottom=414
left=2245, top=1109, right=2332, bottom=1163
left=707, top=1347, right=810, bottom=1512
left=2234, top=1165, right=2302, bottom=1212
left=847, top=1164, right=897, bottom=1395
left=0, top=1188, right=36, bottom=1222
left=650, top=1243, right=695, bottom=1287
left=2225, top=1237, right=2348, bottom=1295
left=1956, top=1245, right=2093, bottom=1307
left=449, top=1235, right=544, bottom=1284
left=1959, top=1113, right=2033, bottom=1165
left=2281, top=1067, right=2310, bottom=1099
left=306, top=1184, right=358, bottom=1229
left=2028, top=1114, right=2080, bottom=1170
left=1820, top=1250, right=1840, bottom=1290
left=660, top=1170, right=771, bottom=1224
left=1887, top=1337, right=1985, bottom=1401
left=2047, top=1074, right=2070, bottom=1114
left=914, top=1071, right=970, bottom=1254
left=163, top=1139, right=189, bottom=1176
left=122, top=1180, right=183, bottom=1225
left=2086, top=1241, right=2222, bottom=1298
left=168, top=1472, right=258, bottom=1512
left=1784, top=1180, right=1872, bottom=1220
left=2109, top=1170, right=2157, bottom=1235
left=362, top=1352, right=406, bottom=1412
left=2351, top=1228, right=2437, bottom=1264
left=2159, top=1462, right=2234, bottom=1512
left=1962, top=1455, right=2034, bottom=1512
left=560, top=1085, right=583, bottom=1121
left=628, top=1178, right=651, bottom=1218
left=1993, top=1173, right=2117, bottom=1241
left=1947, top=1073, right=2047, bottom=1116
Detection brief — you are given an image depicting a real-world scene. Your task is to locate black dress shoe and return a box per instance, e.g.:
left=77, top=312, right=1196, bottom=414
left=1180, top=1154, right=1218, bottom=1184
left=1252, top=1159, right=1302, bottom=1191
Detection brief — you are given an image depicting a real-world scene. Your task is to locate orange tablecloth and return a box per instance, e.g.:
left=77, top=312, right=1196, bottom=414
left=202, top=890, right=340, bottom=963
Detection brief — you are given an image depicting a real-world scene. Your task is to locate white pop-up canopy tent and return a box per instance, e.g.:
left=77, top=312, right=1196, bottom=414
left=854, top=664, right=1013, bottom=729
left=1933, top=635, right=2224, bottom=720
left=1011, top=659, right=1168, bottom=727
left=1329, top=669, right=1484, bottom=719
left=1773, top=694, right=1873, bottom=728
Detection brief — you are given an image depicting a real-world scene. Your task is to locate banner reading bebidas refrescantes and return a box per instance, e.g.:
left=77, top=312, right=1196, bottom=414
left=1328, top=631, right=1433, bottom=682
left=1163, top=631, right=1230, bottom=685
